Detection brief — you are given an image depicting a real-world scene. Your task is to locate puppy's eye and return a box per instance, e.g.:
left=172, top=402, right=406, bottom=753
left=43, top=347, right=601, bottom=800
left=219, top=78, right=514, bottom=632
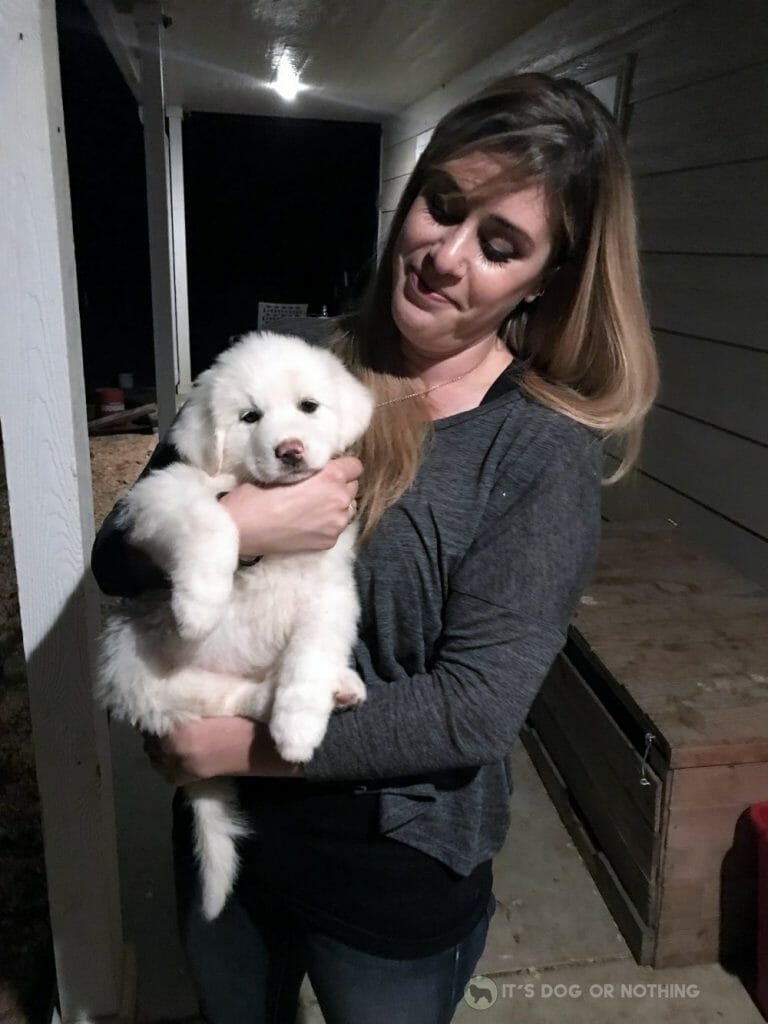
left=299, top=399, right=319, bottom=414
left=240, top=409, right=263, bottom=424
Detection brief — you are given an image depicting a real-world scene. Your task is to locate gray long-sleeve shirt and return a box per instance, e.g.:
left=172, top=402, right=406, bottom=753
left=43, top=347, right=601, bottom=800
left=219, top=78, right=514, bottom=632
left=301, top=375, right=604, bottom=875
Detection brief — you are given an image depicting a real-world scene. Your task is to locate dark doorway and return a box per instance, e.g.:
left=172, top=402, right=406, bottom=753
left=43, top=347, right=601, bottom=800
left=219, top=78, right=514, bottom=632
left=183, top=112, right=381, bottom=375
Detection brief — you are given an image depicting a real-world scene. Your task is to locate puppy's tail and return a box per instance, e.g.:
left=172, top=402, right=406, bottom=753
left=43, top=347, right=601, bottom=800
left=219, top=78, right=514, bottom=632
left=185, top=778, right=250, bottom=921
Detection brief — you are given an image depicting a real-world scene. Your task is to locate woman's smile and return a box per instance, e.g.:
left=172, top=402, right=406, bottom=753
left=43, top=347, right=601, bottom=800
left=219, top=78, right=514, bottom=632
left=405, top=267, right=457, bottom=307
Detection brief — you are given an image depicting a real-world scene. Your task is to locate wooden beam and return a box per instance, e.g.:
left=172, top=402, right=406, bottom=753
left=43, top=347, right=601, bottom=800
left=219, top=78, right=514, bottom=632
left=88, top=402, right=157, bottom=434
left=135, top=0, right=177, bottom=436
left=0, top=1, right=128, bottom=1020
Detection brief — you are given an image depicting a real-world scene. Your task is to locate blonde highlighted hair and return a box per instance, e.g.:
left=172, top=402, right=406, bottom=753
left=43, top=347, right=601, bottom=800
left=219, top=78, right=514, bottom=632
left=333, top=72, right=659, bottom=543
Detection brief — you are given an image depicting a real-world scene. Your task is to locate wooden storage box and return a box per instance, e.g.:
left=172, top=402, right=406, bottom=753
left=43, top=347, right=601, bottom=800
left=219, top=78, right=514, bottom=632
left=522, top=519, right=768, bottom=967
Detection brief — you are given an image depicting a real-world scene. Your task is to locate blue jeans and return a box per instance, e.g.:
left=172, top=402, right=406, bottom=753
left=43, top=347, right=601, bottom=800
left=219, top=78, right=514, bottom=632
left=173, top=797, right=496, bottom=1023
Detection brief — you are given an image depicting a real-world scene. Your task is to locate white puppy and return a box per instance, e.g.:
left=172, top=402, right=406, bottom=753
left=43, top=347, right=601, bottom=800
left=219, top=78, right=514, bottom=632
left=96, top=331, right=374, bottom=919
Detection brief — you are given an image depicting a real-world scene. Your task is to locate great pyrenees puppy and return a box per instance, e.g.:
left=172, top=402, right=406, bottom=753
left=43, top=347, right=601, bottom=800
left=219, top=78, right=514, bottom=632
left=96, top=331, right=374, bottom=919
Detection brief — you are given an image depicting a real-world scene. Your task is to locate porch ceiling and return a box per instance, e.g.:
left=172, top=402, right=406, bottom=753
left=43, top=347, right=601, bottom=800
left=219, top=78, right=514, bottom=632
left=88, top=0, right=566, bottom=121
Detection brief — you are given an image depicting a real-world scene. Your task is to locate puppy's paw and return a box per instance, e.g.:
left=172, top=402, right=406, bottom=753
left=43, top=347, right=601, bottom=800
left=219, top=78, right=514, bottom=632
left=333, top=669, right=367, bottom=708
left=172, top=589, right=229, bottom=640
left=269, top=709, right=329, bottom=764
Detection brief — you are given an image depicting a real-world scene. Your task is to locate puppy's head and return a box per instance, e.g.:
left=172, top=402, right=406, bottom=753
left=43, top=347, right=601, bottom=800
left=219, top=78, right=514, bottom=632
left=171, top=331, right=374, bottom=483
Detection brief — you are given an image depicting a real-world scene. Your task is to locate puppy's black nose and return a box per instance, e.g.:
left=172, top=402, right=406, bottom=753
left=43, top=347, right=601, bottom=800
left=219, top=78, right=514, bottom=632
left=275, top=438, right=304, bottom=467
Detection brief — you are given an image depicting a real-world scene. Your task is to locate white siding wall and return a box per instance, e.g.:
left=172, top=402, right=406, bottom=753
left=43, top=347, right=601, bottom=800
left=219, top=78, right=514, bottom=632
left=378, top=0, right=768, bottom=588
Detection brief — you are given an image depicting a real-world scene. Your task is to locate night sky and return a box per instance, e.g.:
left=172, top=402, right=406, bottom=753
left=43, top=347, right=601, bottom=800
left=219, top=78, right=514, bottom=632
left=55, top=0, right=381, bottom=392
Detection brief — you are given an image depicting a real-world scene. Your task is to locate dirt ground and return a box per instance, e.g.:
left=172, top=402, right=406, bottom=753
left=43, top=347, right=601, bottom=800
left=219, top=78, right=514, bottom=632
left=0, top=433, right=157, bottom=1023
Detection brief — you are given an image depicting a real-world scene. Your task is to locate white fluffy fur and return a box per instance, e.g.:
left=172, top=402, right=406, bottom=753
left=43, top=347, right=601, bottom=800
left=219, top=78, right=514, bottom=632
left=96, top=331, right=374, bottom=920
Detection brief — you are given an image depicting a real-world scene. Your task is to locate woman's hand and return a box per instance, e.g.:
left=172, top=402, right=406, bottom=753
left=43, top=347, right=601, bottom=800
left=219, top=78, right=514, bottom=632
left=141, top=718, right=305, bottom=785
left=219, top=455, right=362, bottom=559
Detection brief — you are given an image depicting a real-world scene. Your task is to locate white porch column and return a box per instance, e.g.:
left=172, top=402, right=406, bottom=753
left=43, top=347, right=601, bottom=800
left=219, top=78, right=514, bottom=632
left=135, top=0, right=177, bottom=436
left=167, top=106, right=193, bottom=398
left=0, top=1, right=129, bottom=1021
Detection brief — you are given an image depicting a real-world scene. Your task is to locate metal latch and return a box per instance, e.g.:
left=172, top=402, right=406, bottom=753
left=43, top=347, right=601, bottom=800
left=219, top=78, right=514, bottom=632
left=639, top=732, right=657, bottom=786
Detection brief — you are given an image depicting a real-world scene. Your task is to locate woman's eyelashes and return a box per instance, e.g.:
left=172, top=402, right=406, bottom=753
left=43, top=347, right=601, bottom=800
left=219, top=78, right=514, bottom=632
left=422, top=191, right=517, bottom=264
left=480, top=239, right=516, bottom=264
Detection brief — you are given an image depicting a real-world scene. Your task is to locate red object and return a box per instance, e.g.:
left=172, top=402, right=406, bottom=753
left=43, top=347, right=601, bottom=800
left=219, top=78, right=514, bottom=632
left=752, top=802, right=768, bottom=1018
left=94, top=386, right=125, bottom=415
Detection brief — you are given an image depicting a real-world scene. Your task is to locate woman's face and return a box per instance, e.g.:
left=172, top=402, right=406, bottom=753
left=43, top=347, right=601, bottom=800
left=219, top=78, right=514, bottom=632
left=391, top=152, right=554, bottom=359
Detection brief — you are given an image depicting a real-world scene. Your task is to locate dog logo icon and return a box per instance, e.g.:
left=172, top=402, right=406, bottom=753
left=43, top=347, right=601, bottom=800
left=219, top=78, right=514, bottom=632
left=464, top=974, right=498, bottom=1009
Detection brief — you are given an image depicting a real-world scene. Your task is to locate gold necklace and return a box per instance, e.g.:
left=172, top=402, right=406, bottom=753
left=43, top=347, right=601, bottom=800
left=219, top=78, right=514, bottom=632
left=375, top=352, right=491, bottom=409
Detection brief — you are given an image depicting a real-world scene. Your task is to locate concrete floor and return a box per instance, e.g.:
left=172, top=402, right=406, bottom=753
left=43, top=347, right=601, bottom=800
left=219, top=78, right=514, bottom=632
left=111, top=723, right=763, bottom=1023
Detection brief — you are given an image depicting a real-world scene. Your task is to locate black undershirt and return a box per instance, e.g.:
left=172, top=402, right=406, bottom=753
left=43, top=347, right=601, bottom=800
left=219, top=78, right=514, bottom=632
left=178, top=364, right=522, bottom=959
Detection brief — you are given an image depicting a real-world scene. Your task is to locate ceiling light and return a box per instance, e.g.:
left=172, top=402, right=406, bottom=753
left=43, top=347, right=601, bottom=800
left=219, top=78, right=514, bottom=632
left=271, top=51, right=306, bottom=102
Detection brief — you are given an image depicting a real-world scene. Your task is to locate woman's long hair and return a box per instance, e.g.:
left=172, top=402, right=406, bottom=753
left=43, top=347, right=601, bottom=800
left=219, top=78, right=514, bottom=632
left=334, top=72, right=659, bottom=543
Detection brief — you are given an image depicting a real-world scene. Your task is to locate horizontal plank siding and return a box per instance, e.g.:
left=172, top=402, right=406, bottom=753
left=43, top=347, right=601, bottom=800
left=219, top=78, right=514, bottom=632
left=609, top=406, right=768, bottom=537
left=382, top=135, right=418, bottom=183
left=601, top=454, right=768, bottom=585
left=383, top=0, right=682, bottom=149
left=378, top=210, right=395, bottom=250
left=654, top=331, right=768, bottom=444
left=380, top=173, right=408, bottom=214
left=558, top=1, right=768, bottom=105
left=616, top=0, right=768, bottom=104
left=627, top=62, right=768, bottom=175
left=635, top=160, right=768, bottom=255
left=642, top=254, right=768, bottom=351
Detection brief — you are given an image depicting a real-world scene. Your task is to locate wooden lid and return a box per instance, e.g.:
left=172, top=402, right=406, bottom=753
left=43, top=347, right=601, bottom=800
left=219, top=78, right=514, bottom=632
left=571, top=519, right=768, bottom=769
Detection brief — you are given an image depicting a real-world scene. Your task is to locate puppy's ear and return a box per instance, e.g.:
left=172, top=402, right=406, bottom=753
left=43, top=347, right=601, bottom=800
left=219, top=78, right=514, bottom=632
left=169, top=369, right=226, bottom=474
left=335, top=371, right=375, bottom=451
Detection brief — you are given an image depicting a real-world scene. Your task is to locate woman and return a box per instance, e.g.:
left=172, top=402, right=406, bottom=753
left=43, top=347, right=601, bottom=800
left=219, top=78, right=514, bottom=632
left=92, top=72, right=658, bottom=1023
